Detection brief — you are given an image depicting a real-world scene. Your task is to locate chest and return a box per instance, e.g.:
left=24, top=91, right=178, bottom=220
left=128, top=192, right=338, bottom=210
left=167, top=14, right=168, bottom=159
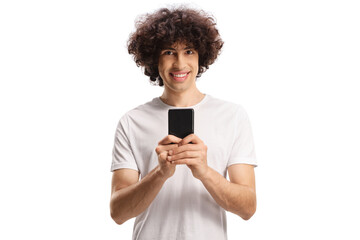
left=130, top=111, right=234, bottom=177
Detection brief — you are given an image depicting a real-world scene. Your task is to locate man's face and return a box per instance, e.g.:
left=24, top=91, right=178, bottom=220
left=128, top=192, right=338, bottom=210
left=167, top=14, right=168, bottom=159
left=158, top=42, right=199, bottom=93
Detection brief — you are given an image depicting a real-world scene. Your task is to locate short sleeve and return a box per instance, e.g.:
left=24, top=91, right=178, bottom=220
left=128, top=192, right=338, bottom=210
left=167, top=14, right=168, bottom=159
left=111, top=115, right=139, bottom=172
left=227, top=106, right=257, bottom=167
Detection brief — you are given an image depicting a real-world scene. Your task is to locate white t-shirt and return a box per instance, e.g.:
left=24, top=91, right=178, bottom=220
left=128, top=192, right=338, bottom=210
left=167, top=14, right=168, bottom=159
left=111, top=94, right=257, bottom=240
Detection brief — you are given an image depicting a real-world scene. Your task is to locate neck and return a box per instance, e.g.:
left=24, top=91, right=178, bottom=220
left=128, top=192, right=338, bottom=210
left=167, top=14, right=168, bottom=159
left=160, top=88, right=205, bottom=107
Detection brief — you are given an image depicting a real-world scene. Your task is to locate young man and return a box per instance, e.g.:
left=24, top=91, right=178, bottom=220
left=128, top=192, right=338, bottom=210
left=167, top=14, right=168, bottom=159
left=110, top=7, right=257, bottom=240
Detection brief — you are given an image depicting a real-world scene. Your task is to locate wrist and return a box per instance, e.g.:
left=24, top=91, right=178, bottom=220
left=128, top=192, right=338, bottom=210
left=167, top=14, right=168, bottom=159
left=197, top=166, right=211, bottom=182
left=155, top=165, right=170, bottom=182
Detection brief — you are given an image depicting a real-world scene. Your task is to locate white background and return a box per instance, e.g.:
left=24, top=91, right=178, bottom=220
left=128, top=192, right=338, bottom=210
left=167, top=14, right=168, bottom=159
left=1, top=0, right=359, bottom=239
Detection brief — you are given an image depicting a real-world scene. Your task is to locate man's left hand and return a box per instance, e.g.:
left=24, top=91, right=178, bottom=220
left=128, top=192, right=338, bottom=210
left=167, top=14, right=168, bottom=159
left=166, top=134, right=209, bottom=180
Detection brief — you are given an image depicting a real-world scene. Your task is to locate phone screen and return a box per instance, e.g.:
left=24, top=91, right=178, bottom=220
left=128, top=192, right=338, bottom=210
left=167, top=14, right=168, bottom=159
left=168, top=109, right=194, bottom=139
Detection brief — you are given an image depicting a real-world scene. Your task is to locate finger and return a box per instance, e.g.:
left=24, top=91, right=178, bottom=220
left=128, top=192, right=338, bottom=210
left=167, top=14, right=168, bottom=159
left=180, top=134, right=201, bottom=145
left=158, top=151, right=168, bottom=161
left=155, top=144, right=179, bottom=154
left=171, top=158, right=194, bottom=165
left=167, top=151, right=199, bottom=161
left=168, top=144, right=199, bottom=156
left=158, top=135, right=183, bottom=145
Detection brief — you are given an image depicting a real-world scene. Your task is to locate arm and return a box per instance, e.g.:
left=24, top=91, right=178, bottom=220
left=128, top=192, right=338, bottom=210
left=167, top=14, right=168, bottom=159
left=167, top=134, right=256, bottom=220
left=110, top=135, right=182, bottom=225
left=200, top=164, right=256, bottom=220
left=110, top=167, right=166, bottom=225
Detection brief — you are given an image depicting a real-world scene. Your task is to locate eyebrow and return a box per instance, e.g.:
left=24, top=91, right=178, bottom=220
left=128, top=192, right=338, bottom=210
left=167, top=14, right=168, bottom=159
left=162, top=46, right=194, bottom=51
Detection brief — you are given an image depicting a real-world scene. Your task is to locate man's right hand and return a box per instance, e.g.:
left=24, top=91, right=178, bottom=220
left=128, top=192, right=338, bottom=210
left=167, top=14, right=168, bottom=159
left=111, top=134, right=182, bottom=225
left=155, top=135, right=182, bottom=179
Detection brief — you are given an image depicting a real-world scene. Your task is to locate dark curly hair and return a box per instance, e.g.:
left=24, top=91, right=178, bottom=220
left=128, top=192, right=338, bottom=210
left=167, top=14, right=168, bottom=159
left=127, top=6, right=224, bottom=86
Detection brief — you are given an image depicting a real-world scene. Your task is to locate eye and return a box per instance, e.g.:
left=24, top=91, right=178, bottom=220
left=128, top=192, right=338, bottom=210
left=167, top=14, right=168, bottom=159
left=163, top=50, right=173, bottom=55
left=186, top=50, right=194, bottom=54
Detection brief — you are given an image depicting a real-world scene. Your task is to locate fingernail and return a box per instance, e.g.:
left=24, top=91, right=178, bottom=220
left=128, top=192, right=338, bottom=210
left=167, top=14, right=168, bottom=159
left=169, top=150, right=173, bottom=155
left=167, top=156, right=171, bottom=160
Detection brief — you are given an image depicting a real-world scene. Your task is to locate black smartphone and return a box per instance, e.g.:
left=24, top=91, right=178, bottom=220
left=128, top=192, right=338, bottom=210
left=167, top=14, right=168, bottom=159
left=168, top=108, right=194, bottom=139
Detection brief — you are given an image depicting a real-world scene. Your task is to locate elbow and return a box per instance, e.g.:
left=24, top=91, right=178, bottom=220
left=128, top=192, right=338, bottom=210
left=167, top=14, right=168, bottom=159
left=241, top=204, right=257, bottom=221
left=242, top=192, right=257, bottom=221
left=110, top=203, right=126, bottom=225
left=241, top=211, right=255, bottom=221
left=114, top=219, right=125, bottom=225
left=228, top=205, right=256, bottom=221
left=110, top=210, right=125, bottom=225
left=235, top=198, right=256, bottom=221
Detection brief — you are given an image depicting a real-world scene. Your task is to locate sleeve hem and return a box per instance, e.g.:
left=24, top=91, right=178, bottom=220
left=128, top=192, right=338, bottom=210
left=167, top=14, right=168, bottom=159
left=111, top=163, right=139, bottom=172
left=227, top=158, right=258, bottom=168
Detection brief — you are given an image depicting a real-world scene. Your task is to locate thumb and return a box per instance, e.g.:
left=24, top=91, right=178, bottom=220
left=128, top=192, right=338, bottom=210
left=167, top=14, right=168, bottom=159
left=158, top=151, right=168, bottom=161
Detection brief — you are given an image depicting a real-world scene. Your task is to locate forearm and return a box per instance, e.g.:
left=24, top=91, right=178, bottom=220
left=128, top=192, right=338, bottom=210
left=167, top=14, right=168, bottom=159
left=110, top=165, right=167, bottom=224
left=200, top=167, right=256, bottom=220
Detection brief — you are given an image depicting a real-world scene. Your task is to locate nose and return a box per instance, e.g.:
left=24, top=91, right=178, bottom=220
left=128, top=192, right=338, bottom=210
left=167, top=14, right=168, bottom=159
left=173, top=54, right=186, bottom=70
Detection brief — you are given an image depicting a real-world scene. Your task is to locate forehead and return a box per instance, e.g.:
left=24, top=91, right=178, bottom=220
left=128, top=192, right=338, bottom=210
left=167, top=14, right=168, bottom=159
left=162, top=41, right=194, bottom=50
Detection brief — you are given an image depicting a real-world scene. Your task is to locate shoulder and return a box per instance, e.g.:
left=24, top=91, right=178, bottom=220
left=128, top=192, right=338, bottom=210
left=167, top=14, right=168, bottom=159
left=115, top=98, right=162, bottom=134
left=205, top=95, right=248, bottom=117
left=120, top=97, right=162, bottom=120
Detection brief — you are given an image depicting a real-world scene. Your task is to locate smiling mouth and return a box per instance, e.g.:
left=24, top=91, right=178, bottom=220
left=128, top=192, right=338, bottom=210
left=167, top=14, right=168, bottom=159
left=170, top=72, right=190, bottom=82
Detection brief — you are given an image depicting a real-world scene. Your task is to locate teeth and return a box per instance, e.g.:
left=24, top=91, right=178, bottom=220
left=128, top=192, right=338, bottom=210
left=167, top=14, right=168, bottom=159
left=173, top=73, right=187, bottom=77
